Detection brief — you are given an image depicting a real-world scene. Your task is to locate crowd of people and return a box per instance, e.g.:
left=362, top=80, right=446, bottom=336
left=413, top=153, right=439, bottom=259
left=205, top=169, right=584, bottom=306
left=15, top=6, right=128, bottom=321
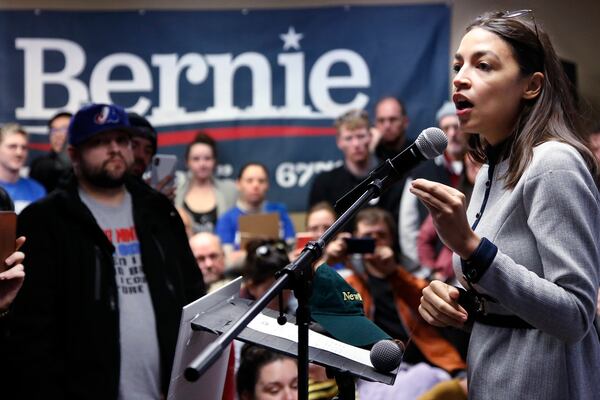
left=0, top=9, right=599, bottom=400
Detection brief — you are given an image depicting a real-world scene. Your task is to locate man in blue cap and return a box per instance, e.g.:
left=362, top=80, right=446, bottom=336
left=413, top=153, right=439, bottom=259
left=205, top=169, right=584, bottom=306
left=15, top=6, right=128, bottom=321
left=6, top=103, right=205, bottom=400
left=29, top=111, right=73, bottom=192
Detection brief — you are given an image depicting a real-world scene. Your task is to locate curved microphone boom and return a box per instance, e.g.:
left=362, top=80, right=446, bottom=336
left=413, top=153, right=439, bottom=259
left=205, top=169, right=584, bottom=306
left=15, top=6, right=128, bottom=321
left=335, top=127, right=448, bottom=213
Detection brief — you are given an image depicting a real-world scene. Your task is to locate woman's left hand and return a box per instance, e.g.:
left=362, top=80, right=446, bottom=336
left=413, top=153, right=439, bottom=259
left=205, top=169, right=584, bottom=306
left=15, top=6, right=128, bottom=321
left=419, top=280, right=468, bottom=328
left=410, top=179, right=480, bottom=259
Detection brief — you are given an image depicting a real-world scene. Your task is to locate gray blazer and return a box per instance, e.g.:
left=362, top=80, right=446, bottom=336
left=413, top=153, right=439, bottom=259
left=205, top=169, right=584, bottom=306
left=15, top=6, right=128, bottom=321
left=455, top=141, right=600, bottom=399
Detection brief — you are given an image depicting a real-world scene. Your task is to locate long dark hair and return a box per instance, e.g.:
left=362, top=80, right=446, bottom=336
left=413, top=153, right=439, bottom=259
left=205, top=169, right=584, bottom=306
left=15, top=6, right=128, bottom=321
left=466, top=11, right=599, bottom=188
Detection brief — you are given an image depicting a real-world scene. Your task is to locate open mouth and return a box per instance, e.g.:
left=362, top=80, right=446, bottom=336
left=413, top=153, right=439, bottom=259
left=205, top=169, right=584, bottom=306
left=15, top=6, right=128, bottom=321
left=455, top=100, right=474, bottom=110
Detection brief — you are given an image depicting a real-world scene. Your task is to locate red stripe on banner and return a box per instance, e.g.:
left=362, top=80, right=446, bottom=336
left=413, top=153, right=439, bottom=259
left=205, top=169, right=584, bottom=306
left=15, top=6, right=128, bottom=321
left=29, top=143, right=51, bottom=152
left=157, top=126, right=337, bottom=147
left=29, top=126, right=337, bottom=150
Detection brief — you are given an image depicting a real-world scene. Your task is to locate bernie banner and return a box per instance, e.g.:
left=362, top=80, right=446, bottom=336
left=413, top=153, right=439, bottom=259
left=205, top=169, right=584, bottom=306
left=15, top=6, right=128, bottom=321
left=0, top=4, right=450, bottom=211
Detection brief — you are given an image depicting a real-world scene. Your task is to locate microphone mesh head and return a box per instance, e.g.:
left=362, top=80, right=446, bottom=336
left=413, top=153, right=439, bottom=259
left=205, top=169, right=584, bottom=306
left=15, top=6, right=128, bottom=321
left=414, top=127, right=448, bottom=160
left=370, top=340, right=403, bottom=372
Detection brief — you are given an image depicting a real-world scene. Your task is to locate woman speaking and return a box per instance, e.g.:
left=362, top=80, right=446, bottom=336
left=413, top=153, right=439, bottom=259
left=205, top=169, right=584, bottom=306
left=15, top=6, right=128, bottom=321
left=411, top=10, right=600, bottom=399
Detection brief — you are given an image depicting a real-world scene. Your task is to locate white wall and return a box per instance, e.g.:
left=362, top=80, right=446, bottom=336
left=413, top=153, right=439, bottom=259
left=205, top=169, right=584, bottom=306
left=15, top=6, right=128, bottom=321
left=2, top=0, right=599, bottom=124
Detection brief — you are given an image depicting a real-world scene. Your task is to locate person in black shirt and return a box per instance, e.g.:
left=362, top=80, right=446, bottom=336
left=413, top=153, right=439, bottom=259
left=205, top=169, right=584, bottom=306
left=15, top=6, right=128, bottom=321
left=127, top=112, right=157, bottom=178
left=308, top=109, right=405, bottom=228
left=29, top=111, right=72, bottom=192
left=371, top=96, right=412, bottom=161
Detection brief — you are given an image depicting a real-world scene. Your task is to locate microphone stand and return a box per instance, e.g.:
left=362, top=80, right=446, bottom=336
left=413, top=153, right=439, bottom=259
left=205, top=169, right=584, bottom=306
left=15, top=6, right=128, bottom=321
left=330, top=369, right=356, bottom=400
left=185, top=164, right=403, bottom=400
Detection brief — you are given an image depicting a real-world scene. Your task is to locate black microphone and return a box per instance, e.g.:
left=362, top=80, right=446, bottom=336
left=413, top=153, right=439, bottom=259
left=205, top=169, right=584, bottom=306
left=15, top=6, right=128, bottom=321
left=370, top=339, right=405, bottom=373
left=388, top=127, right=448, bottom=174
left=335, top=127, right=448, bottom=214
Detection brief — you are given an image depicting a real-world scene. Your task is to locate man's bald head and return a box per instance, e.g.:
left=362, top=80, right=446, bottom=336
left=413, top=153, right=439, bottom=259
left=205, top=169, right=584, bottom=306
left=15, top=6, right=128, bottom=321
left=189, top=232, right=226, bottom=285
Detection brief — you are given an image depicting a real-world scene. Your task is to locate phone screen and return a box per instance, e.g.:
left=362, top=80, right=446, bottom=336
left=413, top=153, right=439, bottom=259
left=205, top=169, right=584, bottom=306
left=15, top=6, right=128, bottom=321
left=344, top=237, right=376, bottom=254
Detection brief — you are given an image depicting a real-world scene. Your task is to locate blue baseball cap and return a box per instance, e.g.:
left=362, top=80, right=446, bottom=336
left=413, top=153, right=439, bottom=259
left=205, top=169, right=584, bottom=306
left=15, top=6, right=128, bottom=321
left=68, top=103, right=134, bottom=146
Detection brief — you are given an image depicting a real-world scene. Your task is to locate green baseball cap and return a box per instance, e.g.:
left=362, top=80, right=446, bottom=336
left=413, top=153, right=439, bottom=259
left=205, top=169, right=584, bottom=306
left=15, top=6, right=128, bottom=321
left=309, top=264, right=391, bottom=347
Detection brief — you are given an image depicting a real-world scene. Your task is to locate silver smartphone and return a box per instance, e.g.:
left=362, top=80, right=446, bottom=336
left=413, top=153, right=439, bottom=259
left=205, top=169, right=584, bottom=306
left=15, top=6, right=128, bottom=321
left=150, top=154, right=177, bottom=189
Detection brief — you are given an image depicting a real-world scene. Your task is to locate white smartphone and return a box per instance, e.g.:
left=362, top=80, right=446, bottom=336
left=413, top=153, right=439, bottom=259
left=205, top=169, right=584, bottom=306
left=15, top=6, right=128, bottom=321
left=150, top=154, right=178, bottom=188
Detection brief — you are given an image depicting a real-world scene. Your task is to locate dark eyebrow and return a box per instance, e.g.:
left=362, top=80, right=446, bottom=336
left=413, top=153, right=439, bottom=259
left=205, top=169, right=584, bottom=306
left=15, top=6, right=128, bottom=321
left=454, top=50, right=500, bottom=62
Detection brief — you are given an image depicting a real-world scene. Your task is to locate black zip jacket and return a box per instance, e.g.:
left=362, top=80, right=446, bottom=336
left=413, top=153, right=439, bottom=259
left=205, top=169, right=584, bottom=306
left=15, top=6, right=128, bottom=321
left=3, top=175, right=205, bottom=399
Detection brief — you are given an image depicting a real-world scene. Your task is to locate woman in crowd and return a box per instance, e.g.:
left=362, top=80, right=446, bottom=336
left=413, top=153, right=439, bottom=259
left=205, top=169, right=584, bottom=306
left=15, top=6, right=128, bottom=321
left=289, top=202, right=349, bottom=271
left=175, top=131, right=237, bottom=234
left=216, top=162, right=296, bottom=267
left=236, top=344, right=298, bottom=400
left=412, top=10, right=600, bottom=399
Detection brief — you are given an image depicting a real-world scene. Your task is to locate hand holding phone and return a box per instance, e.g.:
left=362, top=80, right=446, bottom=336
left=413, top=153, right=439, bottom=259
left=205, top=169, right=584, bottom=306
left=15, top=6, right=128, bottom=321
left=151, top=154, right=177, bottom=185
left=150, top=154, right=177, bottom=194
left=0, top=236, right=26, bottom=312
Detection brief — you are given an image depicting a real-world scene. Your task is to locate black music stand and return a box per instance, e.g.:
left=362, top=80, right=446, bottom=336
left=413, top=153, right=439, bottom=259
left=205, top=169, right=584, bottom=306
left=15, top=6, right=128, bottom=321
left=168, top=277, right=397, bottom=400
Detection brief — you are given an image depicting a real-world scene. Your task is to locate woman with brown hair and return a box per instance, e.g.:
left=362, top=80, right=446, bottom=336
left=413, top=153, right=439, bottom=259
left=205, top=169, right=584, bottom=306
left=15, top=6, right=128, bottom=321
left=175, top=132, right=237, bottom=234
left=236, top=344, right=298, bottom=400
left=412, top=10, right=600, bottom=399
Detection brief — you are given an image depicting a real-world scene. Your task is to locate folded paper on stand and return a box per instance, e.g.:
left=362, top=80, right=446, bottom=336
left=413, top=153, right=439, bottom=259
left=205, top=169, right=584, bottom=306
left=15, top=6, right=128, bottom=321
left=248, top=313, right=373, bottom=367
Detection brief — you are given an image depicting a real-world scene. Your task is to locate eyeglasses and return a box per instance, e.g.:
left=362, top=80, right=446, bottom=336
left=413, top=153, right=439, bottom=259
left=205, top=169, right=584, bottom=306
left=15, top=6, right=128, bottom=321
left=255, top=241, right=287, bottom=259
left=500, top=9, right=545, bottom=67
left=502, top=9, right=540, bottom=43
left=49, top=127, right=68, bottom=135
